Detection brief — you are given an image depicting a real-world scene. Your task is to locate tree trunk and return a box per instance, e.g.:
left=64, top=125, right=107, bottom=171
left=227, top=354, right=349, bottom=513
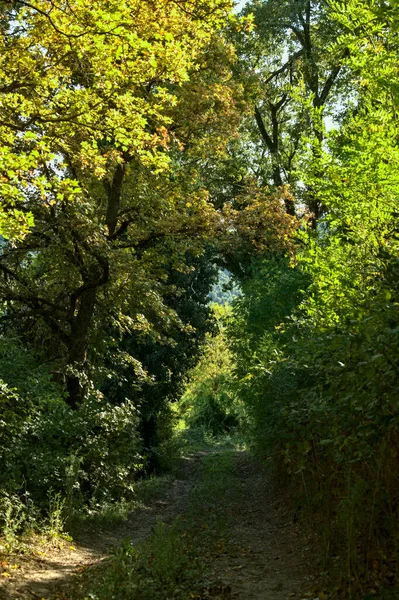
left=66, top=287, right=97, bottom=408
left=254, top=104, right=295, bottom=216
left=106, top=164, right=125, bottom=237
left=65, top=161, right=124, bottom=407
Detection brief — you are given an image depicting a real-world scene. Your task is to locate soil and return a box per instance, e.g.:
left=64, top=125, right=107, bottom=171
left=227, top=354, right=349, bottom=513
left=208, top=452, right=321, bottom=600
left=0, top=450, right=322, bottom=600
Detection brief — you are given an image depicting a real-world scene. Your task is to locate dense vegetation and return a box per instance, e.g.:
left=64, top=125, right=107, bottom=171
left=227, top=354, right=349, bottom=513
left=228, top=1, right=399, bottom=592
left=1, top=0, right=399, bottom=596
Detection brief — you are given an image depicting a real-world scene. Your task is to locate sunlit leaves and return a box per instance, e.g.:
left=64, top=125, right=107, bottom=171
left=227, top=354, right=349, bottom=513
left=228, top=3, right=399, bottom=589
left=0, top=0, right=234, bottom=237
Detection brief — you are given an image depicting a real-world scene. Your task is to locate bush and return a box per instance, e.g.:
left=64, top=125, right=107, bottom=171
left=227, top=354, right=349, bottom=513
left=16, top=396, right=141, bottom=504
left=228, top=248, right=399, bottom=591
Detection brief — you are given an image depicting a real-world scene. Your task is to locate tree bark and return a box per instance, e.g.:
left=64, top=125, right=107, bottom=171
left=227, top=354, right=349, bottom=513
left=106, top=164, right=125, bottom=237
left=65, top=163, right=126, bottom=407
left=66, top=286, right=97, bottom=408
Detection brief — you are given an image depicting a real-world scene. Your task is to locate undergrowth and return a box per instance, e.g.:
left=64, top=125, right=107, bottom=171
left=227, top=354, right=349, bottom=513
left=0, top=488, right=70, bottom=554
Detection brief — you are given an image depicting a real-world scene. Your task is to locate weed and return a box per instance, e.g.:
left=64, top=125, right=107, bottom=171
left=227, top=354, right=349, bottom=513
left=0, top=493, right=34, bottom=553
left=47, top=487, right=65, bottom=538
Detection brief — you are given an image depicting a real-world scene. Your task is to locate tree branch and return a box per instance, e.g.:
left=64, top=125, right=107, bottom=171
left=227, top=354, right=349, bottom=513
left=263, top=51, right=303, bottom=86
left=105, top=164, right=126, bottom=237
left=254, top=106, right=275, bottom=152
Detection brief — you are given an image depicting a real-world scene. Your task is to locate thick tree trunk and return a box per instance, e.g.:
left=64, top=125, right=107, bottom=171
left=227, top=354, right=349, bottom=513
left=66, top=287, right=97, bottom=408
left=64, top=163, right=125, bottom=407
left=64, top=162, right=125, bottom=407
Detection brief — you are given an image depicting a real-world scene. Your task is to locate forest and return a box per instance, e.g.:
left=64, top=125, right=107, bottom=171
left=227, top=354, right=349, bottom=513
left=0, top=0, right=398, bottom=598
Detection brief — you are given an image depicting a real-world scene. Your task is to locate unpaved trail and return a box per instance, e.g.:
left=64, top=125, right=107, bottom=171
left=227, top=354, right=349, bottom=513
left=0, top=450, right=320, bottom=600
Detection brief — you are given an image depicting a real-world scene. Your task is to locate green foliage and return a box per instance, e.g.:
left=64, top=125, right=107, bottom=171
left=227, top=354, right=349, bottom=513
left=227, top=1, right=399, bottom=593
left=234, top=0, right=350, bottom=219
left=46, top=488, right=66, bottom=539
left=0, top=342, right=63, bottom=512
left=0, top=0, right=235, bottom=238
left=229, top=252, right=399, bottom=591
left=0, top=493, right=36, bottom=553
left=179, top=304, right=243, bottom=438
left=25, top=396, right=141, bottom=501
left=0, top=487, right=68, bottom=552
left=227, top=257, right=310, bottom=449
left=98, top=254, right=218, bottom=472
left=0, top=350, right=142, bottom=514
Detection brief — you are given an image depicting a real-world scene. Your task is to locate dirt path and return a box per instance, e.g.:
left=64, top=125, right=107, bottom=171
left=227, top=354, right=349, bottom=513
left=208, top=452, right=319, bottom=600
left=0, top=450, right=321, bottom=600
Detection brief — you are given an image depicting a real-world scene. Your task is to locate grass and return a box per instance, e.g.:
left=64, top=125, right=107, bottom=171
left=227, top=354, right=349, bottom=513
left=68, top=475, right=174, bottom=536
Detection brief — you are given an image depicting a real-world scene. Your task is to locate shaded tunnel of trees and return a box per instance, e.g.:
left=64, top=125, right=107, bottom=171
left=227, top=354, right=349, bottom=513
left=1, top=0, right=399, bottom=595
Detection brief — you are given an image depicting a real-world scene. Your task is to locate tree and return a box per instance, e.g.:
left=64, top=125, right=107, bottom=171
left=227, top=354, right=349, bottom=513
left=0, top=0, right=247, bottom=406
left=235, top=0, right=350, bottom=219
left=0, top=0, right=231, bottom=236
left=227, top=0, right=399, bottom=589
left=100, top=254, right=219, bottom=470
